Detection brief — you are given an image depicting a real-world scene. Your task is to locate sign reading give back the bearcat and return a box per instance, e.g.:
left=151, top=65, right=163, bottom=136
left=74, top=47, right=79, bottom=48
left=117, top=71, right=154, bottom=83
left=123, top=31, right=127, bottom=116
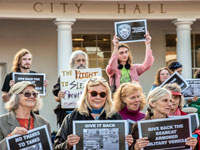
left=60, top=68, right=102, bottom=108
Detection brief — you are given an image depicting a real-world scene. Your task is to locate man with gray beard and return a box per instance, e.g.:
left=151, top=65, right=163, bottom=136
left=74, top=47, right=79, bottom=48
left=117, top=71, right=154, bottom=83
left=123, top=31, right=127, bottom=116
left=52, top=50, right=89, bottom=126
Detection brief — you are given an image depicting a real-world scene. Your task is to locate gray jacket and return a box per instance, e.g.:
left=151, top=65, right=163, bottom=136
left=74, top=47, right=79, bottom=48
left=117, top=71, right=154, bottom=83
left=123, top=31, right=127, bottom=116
left=0, top=111, right=51, bottom=149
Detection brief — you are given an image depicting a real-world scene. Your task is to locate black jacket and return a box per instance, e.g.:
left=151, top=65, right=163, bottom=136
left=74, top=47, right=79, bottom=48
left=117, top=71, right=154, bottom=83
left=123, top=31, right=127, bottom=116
left=54, top=109, right=122, bottom=150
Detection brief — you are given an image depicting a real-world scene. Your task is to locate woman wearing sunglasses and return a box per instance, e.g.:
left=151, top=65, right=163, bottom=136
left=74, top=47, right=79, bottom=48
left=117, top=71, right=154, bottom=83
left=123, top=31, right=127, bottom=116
left=130, top=87, right=197, bottom=150
left=113, top=82, right=146, bottom=121
left=54, top=76, right=133, bottom=150
left=106, top=32, right=154, bottom=92
left=0, top=81, right=51, bottom=149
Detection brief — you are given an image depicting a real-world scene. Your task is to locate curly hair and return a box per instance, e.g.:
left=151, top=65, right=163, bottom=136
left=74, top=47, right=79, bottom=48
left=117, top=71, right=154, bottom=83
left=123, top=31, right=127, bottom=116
left=12, top=48, right=32, bottom=72
left=113, top=82, right=146, bottom=112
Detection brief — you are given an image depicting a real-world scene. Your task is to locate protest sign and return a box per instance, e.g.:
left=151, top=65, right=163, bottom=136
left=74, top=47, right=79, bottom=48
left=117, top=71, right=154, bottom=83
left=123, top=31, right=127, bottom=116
left=73, top=120, right=128, bottom=150
left=183, top=79, right=200, bottom=99
left=169, top=113, right=199, bottom=132
left=160, top=72, right=189, bottom=92
left=13, top=72, right=46, bottom=96
left=138, top=117, right=191, bottom=150
left=115, top=19, right=147, bottom=43
left=6, top=125, right=52, bottom=150
left=127, top=119, right=135, bottom=134
left=60, top=68, right=102, bottom=108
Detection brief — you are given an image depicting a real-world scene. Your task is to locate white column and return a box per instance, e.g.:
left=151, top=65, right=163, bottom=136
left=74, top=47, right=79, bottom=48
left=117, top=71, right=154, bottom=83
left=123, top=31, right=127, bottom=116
left=173, top=19, right=195, bottom=79
left=54, top=18, right=76, bottom=75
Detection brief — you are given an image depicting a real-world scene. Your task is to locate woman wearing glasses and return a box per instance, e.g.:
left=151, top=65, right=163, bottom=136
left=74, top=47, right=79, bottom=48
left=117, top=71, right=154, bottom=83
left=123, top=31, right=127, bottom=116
left=106, top=32, right=154, bottom=92
left=54, top=76, right=133, bottom=150
left=113, top=82, right=146, bottom=121
left=0, top=81, right=51, bottom=149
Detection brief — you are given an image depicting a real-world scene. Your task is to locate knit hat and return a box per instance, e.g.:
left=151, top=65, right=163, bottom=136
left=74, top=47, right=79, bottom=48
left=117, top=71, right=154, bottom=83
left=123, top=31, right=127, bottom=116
left=9, top=81, right=35, bottom=95
left=168, top=61, right=182, bottom=72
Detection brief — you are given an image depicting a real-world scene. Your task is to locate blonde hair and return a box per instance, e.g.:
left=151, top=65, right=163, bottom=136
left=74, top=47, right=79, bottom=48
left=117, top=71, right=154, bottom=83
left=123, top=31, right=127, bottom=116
left=5, top=86, right=42, bottom=111
left=12, top=48, right=32, bottom=72
left=113, top=82, right=146, bottom=112
left=77, top=76, right=115, bottom=118
left=163, top=83, right=184, bottom=109
left=118, top=44, right=133, bottom=64
left=146, top=87, right=171, bottom=117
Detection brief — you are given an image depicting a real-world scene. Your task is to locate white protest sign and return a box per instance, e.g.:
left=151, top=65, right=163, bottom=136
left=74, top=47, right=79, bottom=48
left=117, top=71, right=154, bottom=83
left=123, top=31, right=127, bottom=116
left=60, top=68, right=102, bottom=108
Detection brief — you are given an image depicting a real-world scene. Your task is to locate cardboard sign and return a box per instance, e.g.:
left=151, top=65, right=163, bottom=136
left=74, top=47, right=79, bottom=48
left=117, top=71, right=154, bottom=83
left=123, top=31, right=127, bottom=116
left=13, top=72, right=46, bottom=96
left=73, top=120, right=128, bottom=150
left=115, top=19, right=147, bottom=43
left=160, top=72, right=189, bottom=92
left=60, top=68, right=102, bottom=108
left=6, top=125, right=52, bottom=150
left=183, top=79, right=200, bottom=99
left=138, top=117, right=191, bottom=150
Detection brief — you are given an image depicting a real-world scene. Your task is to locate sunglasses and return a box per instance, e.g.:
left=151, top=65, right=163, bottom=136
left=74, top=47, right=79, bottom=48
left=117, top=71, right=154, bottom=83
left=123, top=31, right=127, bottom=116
left=90, top=91, right=107, bottom=98
left=20, top=92, right=39, bottom=98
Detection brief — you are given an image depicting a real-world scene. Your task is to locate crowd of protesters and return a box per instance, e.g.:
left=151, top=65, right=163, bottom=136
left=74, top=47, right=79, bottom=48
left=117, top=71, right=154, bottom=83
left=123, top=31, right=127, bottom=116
left=1, top=32, right=200, bottom=150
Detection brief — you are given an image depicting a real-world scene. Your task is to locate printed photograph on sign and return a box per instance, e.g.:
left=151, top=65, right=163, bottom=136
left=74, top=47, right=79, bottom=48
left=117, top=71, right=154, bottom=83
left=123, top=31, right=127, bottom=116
left=183, top=79, right=200, bottom=99
left=73, top=120, right=128, bottom=150
left=12, top=72, right=46, bottom=96
left=6, top=125, right=52, bottom=150
left=160, top=72, right=189, bottom=92
left=60, top=68, right=102, bottom=108
left=138, top=117, right=191, bottom=150
left=115, top=19, right=147, bottom=43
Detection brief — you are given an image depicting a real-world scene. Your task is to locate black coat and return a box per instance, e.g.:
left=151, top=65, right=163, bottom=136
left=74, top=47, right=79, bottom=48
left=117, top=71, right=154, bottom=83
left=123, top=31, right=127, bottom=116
left=54, top=109, right=122, bottom=150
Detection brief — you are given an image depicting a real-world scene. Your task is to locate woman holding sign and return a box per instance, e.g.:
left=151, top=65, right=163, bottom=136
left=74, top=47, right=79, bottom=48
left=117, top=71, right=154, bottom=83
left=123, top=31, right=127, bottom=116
left=106, top=32, right=154, bottom=92
left=54, top=76, right=133, bottom=150
left=130, top=87, right=197, bottom=150
left=0, top=81, right=51, bottom=149
left=113, top=82, right=146, bottom=121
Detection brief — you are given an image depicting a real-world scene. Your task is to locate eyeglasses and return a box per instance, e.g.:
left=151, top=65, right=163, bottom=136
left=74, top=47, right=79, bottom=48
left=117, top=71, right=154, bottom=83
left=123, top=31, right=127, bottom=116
left=20, top=92, right=39, bottom=98
left=90, top=91, right=107, bottom=98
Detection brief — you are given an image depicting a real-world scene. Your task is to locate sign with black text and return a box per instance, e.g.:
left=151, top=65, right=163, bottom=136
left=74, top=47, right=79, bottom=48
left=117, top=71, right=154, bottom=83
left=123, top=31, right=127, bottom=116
left=13, top=72, right=46, bottom=96
left=115, top=19, right=147, bottom=43
left=183, top=79, right=200, bottom=99
left=138, top=117, right=191, bottom=150
left=73, top=120, right=128, bottom=150
left=160, top=72, right=189, bottom=92
left=6, top=125, right=52, bottom=150
left=60, top=68, right=102, bottom=108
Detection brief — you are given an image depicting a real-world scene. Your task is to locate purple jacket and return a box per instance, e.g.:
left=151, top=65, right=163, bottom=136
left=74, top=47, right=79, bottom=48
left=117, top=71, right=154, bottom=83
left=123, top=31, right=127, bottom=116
left=119, top=106, right=145, bottom=122
left=106, top=48, right=154, bottom=89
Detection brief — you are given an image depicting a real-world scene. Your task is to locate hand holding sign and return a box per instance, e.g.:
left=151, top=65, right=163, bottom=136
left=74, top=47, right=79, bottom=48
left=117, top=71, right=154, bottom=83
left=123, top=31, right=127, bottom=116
left=185, top=137, right=197, bottom=149
left=66, top=134, right=80, bottom=149
left=135, top=137, right=149, bottom=150
left=11, top=127, right=28, bottom=136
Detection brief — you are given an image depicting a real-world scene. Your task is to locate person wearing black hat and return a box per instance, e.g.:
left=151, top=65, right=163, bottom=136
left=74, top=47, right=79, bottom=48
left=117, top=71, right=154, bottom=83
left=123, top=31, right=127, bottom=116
left=167, top=61, right=183, bottom=75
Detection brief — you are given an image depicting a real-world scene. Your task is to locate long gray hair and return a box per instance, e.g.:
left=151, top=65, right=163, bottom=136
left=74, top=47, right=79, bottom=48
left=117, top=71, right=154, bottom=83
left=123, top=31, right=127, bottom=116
left=69, top=50, right=88, bottom=69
